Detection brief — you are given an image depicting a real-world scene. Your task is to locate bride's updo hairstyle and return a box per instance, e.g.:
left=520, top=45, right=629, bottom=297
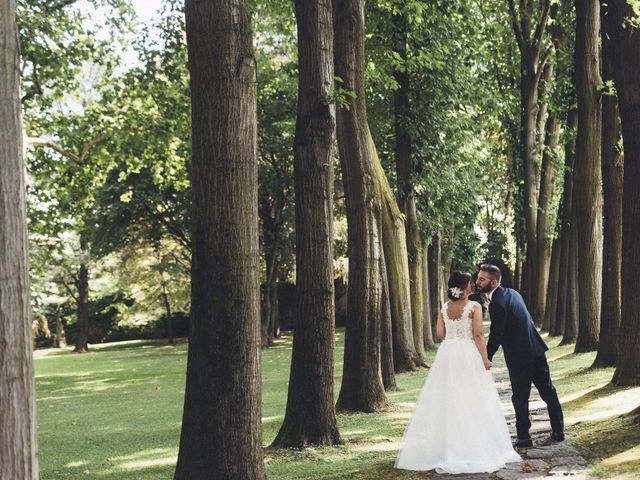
left=447, top=271, right=472, bottom=300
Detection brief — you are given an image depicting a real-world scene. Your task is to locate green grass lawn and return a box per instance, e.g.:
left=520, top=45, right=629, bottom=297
left=35, top=330, right=640, bottom=479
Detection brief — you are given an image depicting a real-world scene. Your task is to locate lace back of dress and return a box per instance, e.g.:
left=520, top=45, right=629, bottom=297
left=443, top=301, right=474, bottom=340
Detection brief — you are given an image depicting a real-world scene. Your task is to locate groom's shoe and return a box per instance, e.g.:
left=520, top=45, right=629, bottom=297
left=538, top=432, right=565, bottom=446
left=513, top=438, right=533, bottom=448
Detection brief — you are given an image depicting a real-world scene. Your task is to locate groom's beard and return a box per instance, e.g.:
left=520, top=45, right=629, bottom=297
left=475, top=284, right=492, bottom=293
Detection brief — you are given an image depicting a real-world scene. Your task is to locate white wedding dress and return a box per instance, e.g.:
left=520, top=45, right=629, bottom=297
left=395, top=300, right=521, bottom=473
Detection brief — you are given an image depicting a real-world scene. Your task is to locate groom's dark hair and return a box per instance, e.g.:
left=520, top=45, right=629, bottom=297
left=480, top=263, right=502, bottom=283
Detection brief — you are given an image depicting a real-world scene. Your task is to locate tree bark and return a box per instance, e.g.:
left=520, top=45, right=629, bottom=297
left=379, top=242, right=397, bottom=391
left=508, top=0, right=553, bottom=307
left=175, top=0, right=266, bottom=478
left=422, top=241, right=435, bottom=349
left=54, top=315, right=67, bottom=348
left=593, top=2, right=622, bottom=368
left=73, top=243, right=90, bottom=353
left=391, top=3, right=427, bottom=366
left=272, top=0, right=341, bottom=448
left=555, top=108, right=578, bottom=339
left=561, top=226, right=580, bottom=345
left=544, top=237, right=561, bottom=333
left=534, top=113, right=561, bottom=326
left=374, top=143, right=423, bottom=371
left=160, top=277, right=175, bottom=345
left=0, top=0, right=39, bottom=475
left=608, top=0, right=640, bottom=386
left=573, top=0, right=603, bottom=353
left=261, top=252, right=278, bottom=347
left=334, top=0, right=387, bottom=412
left=427, top=234, right=443, bottom=339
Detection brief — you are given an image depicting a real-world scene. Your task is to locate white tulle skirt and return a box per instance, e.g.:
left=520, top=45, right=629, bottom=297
left=395, top=338, right=521, bottom=474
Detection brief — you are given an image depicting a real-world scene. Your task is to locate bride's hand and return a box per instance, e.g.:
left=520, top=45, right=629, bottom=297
left=483, top=358, right=492, bottom=370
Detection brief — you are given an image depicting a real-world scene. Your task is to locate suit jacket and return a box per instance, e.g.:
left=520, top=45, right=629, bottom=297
left=487, top=286, right=548, bottom=368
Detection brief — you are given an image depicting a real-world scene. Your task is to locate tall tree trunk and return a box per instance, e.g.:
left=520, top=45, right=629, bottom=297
left=73, top=240, right=90, bottom=353
left=54, top=315, right=67, bottom=348
left=594, top=2, right=622, bottom=368
left=270, top=282, right=279, bottom=339
left=544, top=237, right=561, bottom=333
left=175, top=0, right=266, bottom=478
left=262, top=252, right=278, bottom=347
left=422, top=241, right=435, bottom=349
left=428, top=234, right=443, bottom=339
left=391, top=2, right=427, bottom=366
left=574, top=0, right=603, bottom=353
left=0, top=1, right=39, bottom=476
left=379, top=244, right=397, bottom=391
left=440, top=226, right=455, bottom=282
left=374, top=142, right=423, bottom=371
left=160, top=277, right=175, bottom=345
left=334, top=0, right=387, bottom=412
left=555, top=108, right=578, bottom=339
left=536, top=62, right=554, bottom=167
left=609, top=0, right=640, bottom=386
left=561, top=226, right=580, bottom=345
left=534, top=113, right=561, bottom=326
left=272, top=0, right=341, bottom=448
left=508, top=0, right=552, bottom=307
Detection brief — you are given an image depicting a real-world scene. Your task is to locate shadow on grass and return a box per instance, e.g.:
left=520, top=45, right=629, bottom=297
left=90, top=338, right=187, bottom=353
left=572, top=408, right=640, bottom=479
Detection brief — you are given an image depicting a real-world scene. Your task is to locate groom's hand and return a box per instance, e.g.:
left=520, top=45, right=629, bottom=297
left=483, top=358, right=492, bottom=370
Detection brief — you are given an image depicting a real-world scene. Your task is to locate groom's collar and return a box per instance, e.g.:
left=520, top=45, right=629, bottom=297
left=486, top=285, right=501, bottom=301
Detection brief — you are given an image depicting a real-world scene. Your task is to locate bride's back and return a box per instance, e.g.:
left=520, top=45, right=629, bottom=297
left=442, top=300, right=475, bottom=340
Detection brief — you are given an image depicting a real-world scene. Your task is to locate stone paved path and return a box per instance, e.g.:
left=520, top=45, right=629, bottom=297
left=431, top=351, right=593, bottom=480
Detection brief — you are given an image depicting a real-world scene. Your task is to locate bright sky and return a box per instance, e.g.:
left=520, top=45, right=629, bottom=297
left=130, top=0, right=162, bottom=23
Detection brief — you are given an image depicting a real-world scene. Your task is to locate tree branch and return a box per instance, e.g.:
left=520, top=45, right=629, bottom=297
left=532, top=0, right=552, bottom=63
left=26, top=131, right=113, bottom=164
left=26, top=137, right=81, bottom=163
left=508, top=0, right=526, bottom=54
left=59, top=279, right=80, bottom=304
left=535, top=46, right=554, bottom=85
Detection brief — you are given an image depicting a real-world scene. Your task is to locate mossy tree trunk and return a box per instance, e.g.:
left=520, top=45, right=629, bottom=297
left=379, top=242, right=397, bottom=391
left=334, top=0, right=387, bottom=412
left=373, top=138, right=423, bottom=371
left=391, top=2, right=427, bottom=364
left=422, top=241, right=435, bottom=349
left=428, top=234, right=443, bottom=339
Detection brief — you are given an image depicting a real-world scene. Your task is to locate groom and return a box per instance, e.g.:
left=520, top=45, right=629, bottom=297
left=475, top=264, right=565, bottom=448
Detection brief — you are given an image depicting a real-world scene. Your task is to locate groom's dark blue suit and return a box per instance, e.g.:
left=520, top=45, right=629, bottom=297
left=487, top=286, right=564, bottom=442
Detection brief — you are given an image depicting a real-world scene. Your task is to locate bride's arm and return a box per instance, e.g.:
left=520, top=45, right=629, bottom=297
left=472, top=303, right=491, bottom=370
left=436, top=310, right=445, bottom=341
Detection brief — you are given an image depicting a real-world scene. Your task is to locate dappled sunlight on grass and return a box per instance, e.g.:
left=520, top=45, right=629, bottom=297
left=564, top=384, right=640, bottom=424
left=602, top=445, right=640, bottom=467
left=571, top=408, right=640, bottom=479
left=34, top=326, right=639, bottom=479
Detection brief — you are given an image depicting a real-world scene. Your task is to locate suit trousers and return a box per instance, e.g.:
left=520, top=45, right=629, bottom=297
left=507, top=354, right=564, bottom=440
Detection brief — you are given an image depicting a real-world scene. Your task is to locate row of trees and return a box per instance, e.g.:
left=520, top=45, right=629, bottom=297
left=501, top=0, right=640, bottom=388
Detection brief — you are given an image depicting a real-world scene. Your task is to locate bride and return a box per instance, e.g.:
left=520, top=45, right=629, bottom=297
left=395, top=271, right=521, bottom=474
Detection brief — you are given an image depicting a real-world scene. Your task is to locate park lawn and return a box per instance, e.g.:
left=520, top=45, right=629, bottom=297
left=35, top=330, right=639, bottom=479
